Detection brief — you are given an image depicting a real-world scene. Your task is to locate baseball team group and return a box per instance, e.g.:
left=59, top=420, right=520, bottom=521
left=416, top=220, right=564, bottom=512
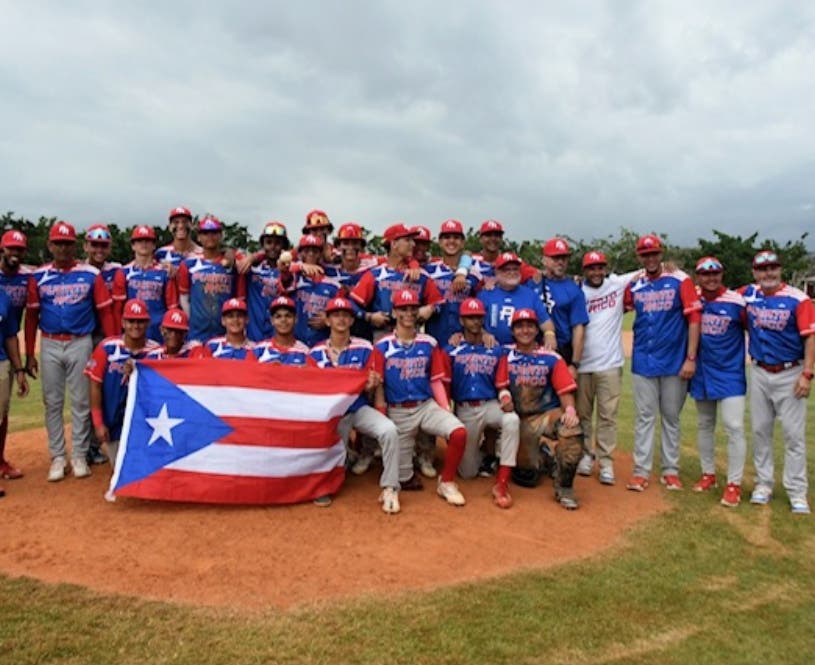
left=0, top=207, right=812, bottom=515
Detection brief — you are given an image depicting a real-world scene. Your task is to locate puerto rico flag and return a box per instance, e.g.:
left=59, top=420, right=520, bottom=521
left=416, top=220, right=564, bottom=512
left=108, top=359, right=367, bottom=504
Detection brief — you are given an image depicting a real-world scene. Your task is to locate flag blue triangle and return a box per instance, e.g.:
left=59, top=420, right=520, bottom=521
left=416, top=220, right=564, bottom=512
left=115, top=364, right=234, bottom=489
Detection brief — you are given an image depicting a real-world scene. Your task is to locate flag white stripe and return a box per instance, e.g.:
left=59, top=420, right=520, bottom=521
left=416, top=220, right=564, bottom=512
left=165, top=439, right=346, bottom=477
left=177, top=384, right=357, bottom=421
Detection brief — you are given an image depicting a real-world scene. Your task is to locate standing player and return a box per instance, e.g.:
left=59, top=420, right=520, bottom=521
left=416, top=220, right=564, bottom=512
left=309, top=296, right=402, bottom=513
left=84, top=224, right=124, bottom=327
left=444, top=298, right=519, bottom=509
left=289, top=235, right=343, bottom=347
left=243, top=222, right=292, bottom=342
left=373, top=290, right=468, bottom=506
left=155, top=206, right=203, bottom=267
left=25, top=221, right=117, bottom=481
left=0, top=286, right=29, bottom=496
left=253, top=297, right=311, bottom=365
left=199, top=298, right=256, bottom=360
left=471, top=220, right=538, bottom=288
left=326, top=223, right=378, bottom=340
left=690, top=257, right=747, bottom=507
left=742, top=250, right=815, bottom=513
left=302, top=209, right=338, bottom=265
left=85, top=299, right=159, bottom=472
left=501, top=309, right=581, bottom=509
left=0, top=230, right=32, bottom=481
left=624, top=235, right=701, bottom=492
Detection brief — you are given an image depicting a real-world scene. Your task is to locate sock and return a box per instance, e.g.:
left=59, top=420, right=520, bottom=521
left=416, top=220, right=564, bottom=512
left=441, top=427, right=466, bottom=482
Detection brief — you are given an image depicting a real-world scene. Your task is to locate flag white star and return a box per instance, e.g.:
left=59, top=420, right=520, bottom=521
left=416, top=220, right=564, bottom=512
left=145, top=403, right=184, bottom=447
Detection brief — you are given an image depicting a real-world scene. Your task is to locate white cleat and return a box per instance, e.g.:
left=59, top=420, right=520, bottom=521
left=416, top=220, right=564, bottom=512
left=379, top=487, right=401, bottom=514
left=436, top=479, right=466, bottom=506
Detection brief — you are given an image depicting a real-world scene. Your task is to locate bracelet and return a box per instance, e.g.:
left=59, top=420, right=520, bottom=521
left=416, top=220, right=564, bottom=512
left=544, top=330, right=556, bottom=337
left=571, top=361, right=581, bottom=369
left=803, top=370, right=814, bottom=381
left=686, top=355, right=696, bottom=362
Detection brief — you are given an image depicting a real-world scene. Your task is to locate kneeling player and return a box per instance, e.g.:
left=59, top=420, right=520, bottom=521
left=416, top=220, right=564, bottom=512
left=502, top=309, right=582, bottom=509
left=374, top=290, right=468, bottom=506
left=254, top=296, right=310, bottom=365
left=147, top=309, right=200, bottom=359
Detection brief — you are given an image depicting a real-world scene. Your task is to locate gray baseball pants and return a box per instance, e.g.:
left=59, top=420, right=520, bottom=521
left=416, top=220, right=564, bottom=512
left=631, top=374, right=687, bottom=477
left=455, top=400, right=520, bottom=479
left=338, top=406, right=400, bottom=489
left=695, top=396, right=746, bottom=485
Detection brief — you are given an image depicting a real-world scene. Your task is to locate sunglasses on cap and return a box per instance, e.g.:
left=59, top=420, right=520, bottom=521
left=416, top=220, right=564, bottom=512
left=696, top=258, right=723, bottom=273
left=753, top=252, right=780, bottom=267
left=87, top=228, right=111, bottom=242
left=262, top=223, right=287, bottom=237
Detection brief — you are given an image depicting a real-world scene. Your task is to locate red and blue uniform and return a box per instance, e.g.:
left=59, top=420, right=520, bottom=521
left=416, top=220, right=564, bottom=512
left=373, top=333, right=446, bottom=405
left=243, top=262, right=287, bottom=342
left=350, top=265, right=443, bottom=320
left=144, top=341, right=201, bottom=359
left=200, top=337, right=256, bottom=361
left=325, top=264, right=374, bottom=340
left=690, top=287, right=747, bottom=400
left=289, top=272, right=342, bottom=347
left=424, top=260, right=480, bottom=344
left=479, top=284, right=550, bottom=345
left=443, top=342, right=505, bottom=402
left=471, top=255, right=537, bottom=289
left=624, top=269, right=701, bottom=376
left=176, top=256, right=242, bottom=342
left=253, top=339, right=310, bottom=366
left=84, top=337, right=160, bottom=440
left=155, top=243, right=203, bottom=267
left=740, top=283, right=815, bottom=364
left=0, top=265, right=32, bottom=325
left=309, top=337, right=374, bottom=413
left=0, top=291, right=20, bottom=361
left=498, top=345, right=576, bottom=414
left=533, top=277, right=589, bottom=348
left=119, top=261, right=178, bottom=343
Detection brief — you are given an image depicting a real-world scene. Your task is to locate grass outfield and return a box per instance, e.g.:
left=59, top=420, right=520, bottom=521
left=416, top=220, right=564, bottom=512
left=3, top=370, right=814, bottom=664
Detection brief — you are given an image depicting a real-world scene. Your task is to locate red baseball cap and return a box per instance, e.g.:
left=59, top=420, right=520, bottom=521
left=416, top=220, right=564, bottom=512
left=86, top=224, right=112, bottom=244
left=636, top=234, right=663, bottom=255
left=131, top=225, right=156, bottom=241
left=161, top=308, right=189, bottom=330
left=336, top=222, right=366, bottom=244
left=303, top=209, right=333, bottom=234
left=439, top=219, right=464, bottom=236
left=49, top=221, right=77, bottom=242
left=298, top=234, right=324, bottom=249
left=270, top=296, right=296, bottom=313
left=459, top=298, right=486, bottom=317
left=582, top=250, right=607, bottom=268
left=122, top=299, right=150, bottom=321
left=168, top=206, right=192, bottom=221
left=511, top=308, right=539, bottom=325
left=413, top=226, right=432, bottom=242
left=543, top=237, right=571, bottom=257
left=383, top=223, right=418, bottom=244
left=325, top=296, right=355, bottom=314
left=695, top=256, right=724, bottom=274
left=494, top=252, right=521, bottom=270
left=392, top=289, right=420, bottom=308
left=479, top=219, right=504, bottom=235
left=221, top=297, right=247, bottom=314
left=198, top=216, right=222, bottom=232
left=1, top=229, right=27, bottom=249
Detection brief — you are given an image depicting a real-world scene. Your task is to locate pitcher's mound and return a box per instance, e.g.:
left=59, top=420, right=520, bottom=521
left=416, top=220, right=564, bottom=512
left=0, top=429, right=666, bottom=609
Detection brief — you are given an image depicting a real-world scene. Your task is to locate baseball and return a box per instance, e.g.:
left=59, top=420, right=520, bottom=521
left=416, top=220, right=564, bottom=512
left=279, top=251, right=293, bottom=265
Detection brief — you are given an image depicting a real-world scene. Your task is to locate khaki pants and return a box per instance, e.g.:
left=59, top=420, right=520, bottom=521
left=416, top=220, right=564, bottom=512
left=576, top=367, right=622, bottom=470
left=0, top=360, right=11, bottom=420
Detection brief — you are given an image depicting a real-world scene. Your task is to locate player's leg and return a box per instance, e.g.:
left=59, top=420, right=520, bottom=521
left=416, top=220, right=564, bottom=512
left=749, top=367, right=776, bottom=502
left=773, top=370, right=809, bottom=510
left=352, top=406, right=401, bottom=513
left=694, top=398, right=718, bottom=490
left=414, top=431, right=437, bottom=478
left=386, top=406, right=421, bottom=488
left=594, top=367, right=621, bottom=484
left=0, top=361, right=10, bottom=490
left=657, top=375, right=687, bottom=483
left=455, top=403, right=486, bottom=480
left=720, top=395, right=746, bottom=486
left=418, top=401, right=467, bottom=506
left=41, top=338, right=69, bottom=480
left=553, top=423, right=583, bottom=510
left=484, top=400, right=519, bottom=508
left=65, top=336, right=93, bottom=478
left=629, top=373, right=658, bottom=486
left=575, top=371, right=596, bottom=476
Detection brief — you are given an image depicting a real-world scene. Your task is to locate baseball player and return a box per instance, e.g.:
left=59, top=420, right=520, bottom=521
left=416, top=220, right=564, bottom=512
left=444, top=297, right=520, bottom=509
left=242, top=222, right=292, bottom=342
left=500, top=308, right=581, bottom=509
left=575, top=250, right=640, bottom=485
left=302, top=208, right=339, bottom=265
left=289, top=234, right=343, bottom=347
left=624, top=235, right=701, bottom=492
left=117, top=225, right=178, bottom=343
left=145, top=309, right=201, bottom=359
left=199, top=298, right=256, bottom=361
left=25, top=221, right=117, bottom=482
left=478, top=252, right=552, bottom=346
left=85, top=299, right=160, bottom=472
left=0, top=287, right=29, bottom=496
left=741, top=250, right=815, bottom=514
left=83, top=224, right=124, bottom=327
left=309, top=296, right=402, bottom=513
left=373, top=289, right=468, bottom=506
left=689, top=256, right=747, bottom=507
left=253, top=296, right=311, bottom=365
left=470, top=219, right=539, bottom=288
left=155, top=206, right=203, bottom=267
left=0, top=229, right=32, bottom=482
left=176, top=216, right=244, bottom=342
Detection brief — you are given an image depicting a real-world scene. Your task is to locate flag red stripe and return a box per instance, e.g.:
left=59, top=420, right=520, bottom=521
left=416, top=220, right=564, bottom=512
left=217, top=416, right=345, bottom=448
left=143, top=358, right=366, bottom=394
left=115, top=466, right=345, bottom=505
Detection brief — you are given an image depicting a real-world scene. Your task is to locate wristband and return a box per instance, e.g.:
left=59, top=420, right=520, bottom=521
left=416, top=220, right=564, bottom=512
left=564, top=405, right=576, bottom=416
left=544, top=330, right=556, bottom=337
left=571, top=361, right=580, bottom=369
left=498, top=389, right=512, bottom=403
left=803, top=370, right=814, bottom=381
left=91, top=408, right=104, bottom=429
left=457, top=254, right=473, bottom=271
left=375, top=405, right=387, bottom=415
left=455, top=267, right=469, bottom=277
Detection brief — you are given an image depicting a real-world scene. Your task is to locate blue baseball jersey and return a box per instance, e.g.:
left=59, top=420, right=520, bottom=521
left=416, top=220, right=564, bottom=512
left=0, top=265, right=32, bottom=325
left=424, top=260, right=480, bottom=345
left=499, top=345, right=576, bottom=416
left=624, top=269, right=701, bottom=377
left=85, top=337, right=160, bottom=439
left=27, top=262, right=113, bottom=335
left=325, top=264, right=374, bottom=340
left=290, top=272, right=342, bottom=347
left=155, top=242, right=203, bottom=268
left=253, top=339, right=310, bottom=366
left=0, top=291, right=20, bottom=361
left=443, top=342, right=505, bottom=402
left=177, top=256, right=240, bottom=342
left=121, top=261, right=177, bottom=342
left=479, top=283, right=550, bottom=345
left=373, top=333, right=446, bottom=405
left=244, top=262, right=286, bottom=342
left=144, top=341, right=201, bottom=359
left=533, top=277, right=590, bottom=347
left=309, top=336, right=374, bottom=413
left=201, top=337, right=257, bottom=361
left=350, top=264, right=443, bottom=317
left=689, top=287, right=746, bottom=401
left=740, top=283, right=815, bottom=364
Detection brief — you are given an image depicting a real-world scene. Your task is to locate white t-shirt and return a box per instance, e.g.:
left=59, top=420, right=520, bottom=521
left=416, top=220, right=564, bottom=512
left=580, top=271, right=639, bottom=373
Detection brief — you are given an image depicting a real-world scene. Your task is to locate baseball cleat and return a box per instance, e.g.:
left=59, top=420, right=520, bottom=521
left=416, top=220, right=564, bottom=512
left=693, top=474, right=717, bottom=492
left=417, top=455, right=437, bottom=479
left=313, top=495, right=332, bottom=507
left=47, top=457, right=68, bottom=482
left=436, top=479, right=466, bottom=506
left=555, top=488, right=579, bottom=510
left=598, top=467, right=615, bottom=485
left=720, top=483, right=741, bottom=507
left=750, top=485, right=773, bottom=505
left=660, top=474, right=683, bottom=491
left=0, top=461, right=23, bottom=480
left=491, top=482, right=513, bottom=509
left=626, top=476, right=649, bottom=492
left=351, top=454, right=373, bottom=476
left=790, top=498, right=811, bottom=515
left=71, top=457, right=92, bottom=479
left=379, top=487, right=401, bottom=514
left=477, top=454, right=499, bottom=478
left=576, top=453, right=594, bottom=477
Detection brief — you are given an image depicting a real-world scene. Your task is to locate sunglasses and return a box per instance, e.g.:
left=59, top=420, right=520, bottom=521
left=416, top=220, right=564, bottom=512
left=87, top=228, right=111, bottom=241
left=696, top=258, right=723, bottom=273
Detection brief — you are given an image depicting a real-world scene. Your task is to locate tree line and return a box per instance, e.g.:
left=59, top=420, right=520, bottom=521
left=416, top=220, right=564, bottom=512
left=2, top=211, right=811, bottom=290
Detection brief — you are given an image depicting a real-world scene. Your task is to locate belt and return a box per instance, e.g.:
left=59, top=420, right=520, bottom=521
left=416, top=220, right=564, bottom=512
left=389, top=400, right=424, bottom=409
left=459, top=400, right=485, bottom=407
left=41, top=332, right=81, bottom=342
left=755, top=360, right=800, bottom=373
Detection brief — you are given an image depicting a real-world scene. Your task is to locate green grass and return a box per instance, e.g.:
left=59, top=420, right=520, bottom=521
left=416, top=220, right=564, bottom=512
left=3, top=366, right=815, bottom=664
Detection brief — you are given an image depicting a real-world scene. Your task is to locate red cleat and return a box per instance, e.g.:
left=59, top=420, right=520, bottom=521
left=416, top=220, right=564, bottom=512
left=626, top=476, right=650, bottom=492
left=693, top=474, right=717, bottom=492
left=0, top=461, right=23, bottom=480
left=720, top=483, right=741, bottom=507
left=492, top=482, right=513, bottom=509
left=660, top=474, right=684, bottom=491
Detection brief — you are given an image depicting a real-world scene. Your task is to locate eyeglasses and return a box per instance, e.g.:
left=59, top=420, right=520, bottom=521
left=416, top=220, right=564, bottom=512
left=87, top=228, right=111, bottom=242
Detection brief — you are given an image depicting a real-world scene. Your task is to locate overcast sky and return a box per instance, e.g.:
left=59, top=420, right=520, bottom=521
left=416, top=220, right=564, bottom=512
left=2, top=1, right=813, bottom=247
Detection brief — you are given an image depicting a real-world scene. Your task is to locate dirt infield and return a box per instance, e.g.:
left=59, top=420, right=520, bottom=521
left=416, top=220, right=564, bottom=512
left=0, top=426, right=666, bottom=610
